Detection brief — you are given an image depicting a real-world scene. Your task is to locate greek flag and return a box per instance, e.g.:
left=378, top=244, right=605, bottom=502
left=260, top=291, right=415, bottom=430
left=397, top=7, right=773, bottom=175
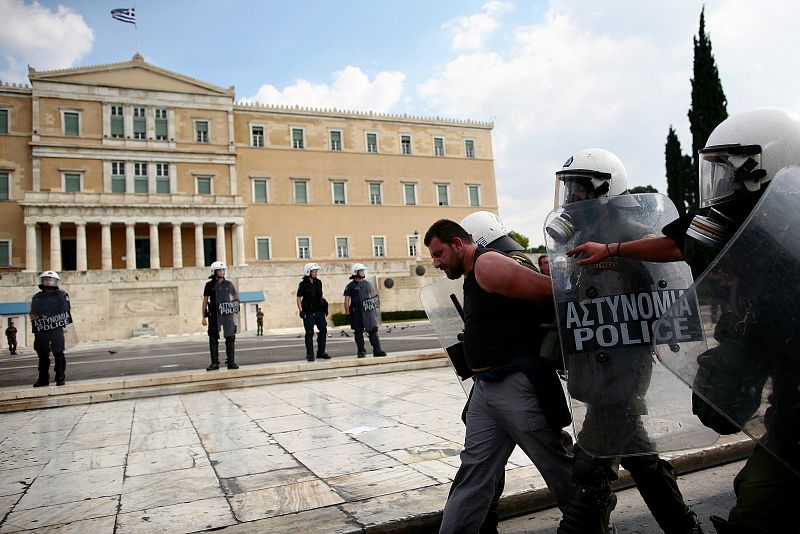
left=111, top=8, right=136, bottom=24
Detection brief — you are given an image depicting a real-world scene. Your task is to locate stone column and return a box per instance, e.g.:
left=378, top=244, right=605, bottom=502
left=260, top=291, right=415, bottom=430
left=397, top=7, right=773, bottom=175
left=76, top=222, right=87, bottom=271
left=194, top=223, right=205, bottom=267
left=149, top=223, right=160, bottom=269
left=172, top=223, right=183, bottom=269
left=234, top=223, right=246, bottom=266
left=50, top=222, right=62, bottom=272
left=125, top=223, right=136, bottom=270
left=25, top=222, right=38, bottom=272
left=216, top=223, right=226, bottom=264
left=101, top=222, right=112, bottom=270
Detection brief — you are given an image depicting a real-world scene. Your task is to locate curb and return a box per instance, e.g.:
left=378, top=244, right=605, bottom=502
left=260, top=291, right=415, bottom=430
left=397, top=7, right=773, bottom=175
left=0, top=350, right=447, bottom=413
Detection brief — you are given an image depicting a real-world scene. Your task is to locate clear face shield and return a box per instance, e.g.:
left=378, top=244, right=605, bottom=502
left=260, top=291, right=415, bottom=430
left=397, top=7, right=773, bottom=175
left=554, top=173, right=597, bottom=208
left=40, top=276, right=58, bottom=287
left=698, top=144, right=763, bottom=208
left=548, top=173, right=608, bottom=243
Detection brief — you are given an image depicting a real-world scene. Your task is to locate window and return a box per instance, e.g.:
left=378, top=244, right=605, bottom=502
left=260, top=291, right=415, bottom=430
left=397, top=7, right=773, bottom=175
left=156, top=163, right=170, bottom=194
left=437, top=184, right=449, bottom=206
left=468, top=184, right=481, bottom=207
left=64, top=111, right=79, bottom=136
left=297, top=237, right=311, bottom=259
left=366, top=132, right=378, bottom=153
left=155, top=108, right=168, bottom=140
left=64, top=173, right=81, bottom=193
left=0, top=241, right=9, bottom=267
left=400, top=135, right=412, bottom=155
left=251, top=125, right=264, bottom=147
left=111, top=161, right=126, bottom=193
left=256, top=237, right=271, bottom=260
left=291, top=127, right=304, bottom=149
left=407, top=235, right=419, bottom=257
left=195, top=120, right=209, bottom=143
left=0, top=172, right=9, bottom=200
left=133, top=162, right=148, bottom=193
left=369, top=182, right=382, bottom=205
left=293, top=180, right=308, bottom=204
left=373, top=236, right=386, bottom=257
left=133, top=107, right=146, bottom=139
left=336, top=237, right=349, bottom=258
left=197, top=176, right=212, bottom=195
left=434, top=136, right=445, bottom=157
left=0, top=108, right=8, bottom=135
left=403, top=183, right=417, bottom=205
left=253, top=179, right=268, bottom=204
left=330, top=130, right=342, bottom=151
left=465, top=139, right=475, bottom=158
left=332, top=181, right=346, bottom=205
left=110, top=105, right=123, bottom=138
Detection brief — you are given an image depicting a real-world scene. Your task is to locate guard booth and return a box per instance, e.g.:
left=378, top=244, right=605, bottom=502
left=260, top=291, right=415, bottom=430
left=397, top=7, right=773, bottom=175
left=0, top=302, right=30, bottom=349
left=238, top=291, right=265, bottom=333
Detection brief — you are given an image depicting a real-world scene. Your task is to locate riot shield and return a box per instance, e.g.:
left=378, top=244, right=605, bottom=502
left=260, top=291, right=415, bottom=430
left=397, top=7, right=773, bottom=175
left=420, top=278, right=473, bottom=397
left=654, top=167, right=800, bottom=475
left=215, top=279, right=240, bottom=338
left=359, top=279, right=381, bottom=331
left=28, top=289, right=78, bottom=347
left=545, top=193, right=718, bottom=457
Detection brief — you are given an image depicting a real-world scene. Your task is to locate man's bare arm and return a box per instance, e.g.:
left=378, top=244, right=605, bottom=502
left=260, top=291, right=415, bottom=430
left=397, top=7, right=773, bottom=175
left=474, top=252, right=552, bottom=302
left=567, top=237, right=684, bottom=265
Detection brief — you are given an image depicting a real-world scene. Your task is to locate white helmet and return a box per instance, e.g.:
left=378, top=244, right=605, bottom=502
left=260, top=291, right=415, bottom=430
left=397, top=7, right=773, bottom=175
left=351, top=263, right=367, bottom=278
left=555, top=148, right=629, bottom=207
left=210, top=260, right=227, bottom=277
left=460, top=211, right=523, bottom=251
left=698, top=107, right=800, bottom=208
left=303, top=262, right=320, bottom=277
left=39, top=270, right=60, bottom=287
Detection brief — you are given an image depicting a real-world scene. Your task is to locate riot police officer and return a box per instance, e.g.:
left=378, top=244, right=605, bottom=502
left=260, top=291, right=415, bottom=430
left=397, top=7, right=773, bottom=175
left=202, top=261, right=239, bottom=370
left=343, top=263, right=386, bottom=358
left=568, top=109, right=800, bottom=534
left=30, top=271, right=72, bottom=387
left=551, top=149, right=702, bottom=534
left=297, top=263, right=329, bottom=361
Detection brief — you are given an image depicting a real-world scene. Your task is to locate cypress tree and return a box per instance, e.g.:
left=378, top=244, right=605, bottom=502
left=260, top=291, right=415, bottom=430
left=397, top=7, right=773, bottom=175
left=665, top=126, right=693, bottom=217
left=687, top=7, right=728, bottom=210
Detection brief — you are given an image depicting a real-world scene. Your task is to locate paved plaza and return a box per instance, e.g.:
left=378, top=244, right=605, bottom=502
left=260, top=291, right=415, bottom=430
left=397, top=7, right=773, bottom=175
left=0, top=362, right=751, bottom=533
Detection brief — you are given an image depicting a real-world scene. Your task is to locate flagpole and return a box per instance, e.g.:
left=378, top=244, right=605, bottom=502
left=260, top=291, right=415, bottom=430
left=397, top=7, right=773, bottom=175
left=135, top=23, right=139, bottom=54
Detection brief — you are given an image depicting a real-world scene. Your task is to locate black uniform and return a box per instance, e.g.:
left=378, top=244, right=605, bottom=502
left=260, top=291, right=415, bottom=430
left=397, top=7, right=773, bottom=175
left=204, top=278, right=236, bottom=369
left=663, top=211, right=800, bottom=534
left=558, top=214, right=700, bottom=534
left=30, top=289, right=71, bottom=386
left=343, top=279, right=385, bottom=357
left=297, top=276, right=327, bottom=359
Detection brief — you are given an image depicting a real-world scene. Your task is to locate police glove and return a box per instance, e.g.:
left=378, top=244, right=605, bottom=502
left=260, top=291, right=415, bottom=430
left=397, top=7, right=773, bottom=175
left=299, top=311, right=306, bottom=319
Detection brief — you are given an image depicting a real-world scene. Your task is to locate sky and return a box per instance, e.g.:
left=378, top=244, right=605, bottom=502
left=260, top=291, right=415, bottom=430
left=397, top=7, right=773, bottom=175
left=2, top=0, right=800, bottom=246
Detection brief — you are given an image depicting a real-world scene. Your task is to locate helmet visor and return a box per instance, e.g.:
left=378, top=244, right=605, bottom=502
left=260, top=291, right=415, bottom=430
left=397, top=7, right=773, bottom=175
left=40, top=277, right=58, bottom=287
left=555, top=173, right=601, bottom=208
left=698, top=145, right=762, bottom=208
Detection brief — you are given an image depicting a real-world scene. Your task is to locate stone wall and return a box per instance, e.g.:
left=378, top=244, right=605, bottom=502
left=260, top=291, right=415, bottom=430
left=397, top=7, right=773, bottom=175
left=0, top=260, right=442, bottom=343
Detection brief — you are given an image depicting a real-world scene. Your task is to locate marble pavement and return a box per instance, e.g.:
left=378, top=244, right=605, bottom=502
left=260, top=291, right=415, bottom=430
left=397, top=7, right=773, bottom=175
left=0, top=365, right=752, bottom=534
left=0, top=367, right=553, bottom=533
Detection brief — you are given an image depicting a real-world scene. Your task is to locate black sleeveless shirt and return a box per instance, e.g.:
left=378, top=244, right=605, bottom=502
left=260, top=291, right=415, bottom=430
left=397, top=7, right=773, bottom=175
left=463, top=247, right=549, bottom=370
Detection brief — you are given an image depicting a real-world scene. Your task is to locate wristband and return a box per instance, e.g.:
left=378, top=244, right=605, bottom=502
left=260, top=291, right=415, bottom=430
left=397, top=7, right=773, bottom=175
left=606, top=243, right=613, bottom=259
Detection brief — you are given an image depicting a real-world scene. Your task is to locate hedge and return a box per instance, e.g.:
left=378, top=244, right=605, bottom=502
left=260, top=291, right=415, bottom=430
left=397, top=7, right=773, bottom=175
left=331, top=309, right=428, bottom=327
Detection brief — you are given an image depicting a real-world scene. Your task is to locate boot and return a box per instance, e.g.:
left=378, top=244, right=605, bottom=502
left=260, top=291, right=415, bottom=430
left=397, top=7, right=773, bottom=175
left=206, top=338, right=220, bottom=371
left=317, top=335, right=330, bottom=359
left=368, top=329, right=386, bottom=357
left=33, top=377, right=49, bottom=388
left=34, top=352, right=50, bottom=387
left=54, top=352, right=66, bottom=386
left=558, top=449, right=616, bottom=534
left=625, top=457, right=702, bottom=534
left=709, top=516, right=752, bottom=534
left=225, top=337, right=239, bottom=369
left=355, top=330, right=366, bottom=357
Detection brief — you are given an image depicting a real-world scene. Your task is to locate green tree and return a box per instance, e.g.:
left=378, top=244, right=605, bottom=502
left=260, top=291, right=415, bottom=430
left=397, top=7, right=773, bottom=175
left=529, top=244, right=546, bottom=254
left=508, top=230, right=529, bottom=250
left=628, top=185, right=658, bottom=194
left=665, top=126, right=694, bottom=217
left=687, top=7, right=728, bottom=210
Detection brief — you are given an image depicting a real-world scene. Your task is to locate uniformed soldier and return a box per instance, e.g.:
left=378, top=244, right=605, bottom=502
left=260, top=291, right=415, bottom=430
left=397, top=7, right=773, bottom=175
left=30, top=271, right=72, bottom=387
left=5, top=320, right=17, bottom=355
left=567, top=109, right=800, bottom=534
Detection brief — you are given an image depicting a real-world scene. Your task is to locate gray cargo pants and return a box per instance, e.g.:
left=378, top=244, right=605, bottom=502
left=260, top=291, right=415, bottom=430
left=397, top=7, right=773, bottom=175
left=440, top=371, right=575, bottom=534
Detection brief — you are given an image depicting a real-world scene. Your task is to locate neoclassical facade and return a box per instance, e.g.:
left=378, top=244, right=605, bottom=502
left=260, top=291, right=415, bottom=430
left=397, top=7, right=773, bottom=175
left=0, top=54, right=496, bottom=274
left=0, top=55, right=496, bottom=341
